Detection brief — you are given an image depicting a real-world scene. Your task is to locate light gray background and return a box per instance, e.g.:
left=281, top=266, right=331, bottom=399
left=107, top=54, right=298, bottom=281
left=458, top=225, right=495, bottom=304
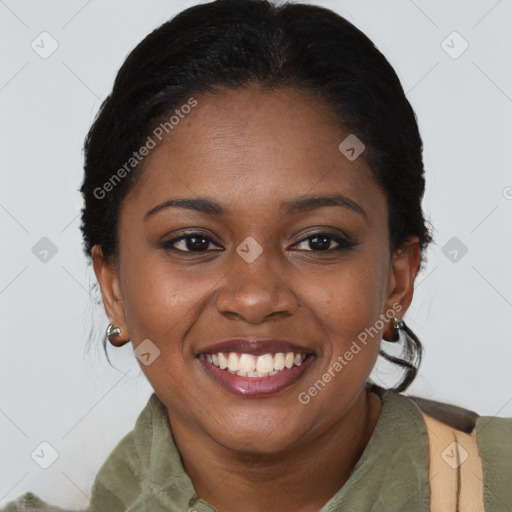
left=1, top=0, right=511, bottom=508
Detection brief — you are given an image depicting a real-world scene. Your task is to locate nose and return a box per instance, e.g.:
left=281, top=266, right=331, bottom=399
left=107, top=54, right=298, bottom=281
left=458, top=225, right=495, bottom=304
left=216, top=243, right=300, bottom=324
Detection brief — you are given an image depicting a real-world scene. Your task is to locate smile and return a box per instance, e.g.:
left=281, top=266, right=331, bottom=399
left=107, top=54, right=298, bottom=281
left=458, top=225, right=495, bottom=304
left=202, top=351, right=307, bottom=378
left=199, top=351, right=314, bottom=396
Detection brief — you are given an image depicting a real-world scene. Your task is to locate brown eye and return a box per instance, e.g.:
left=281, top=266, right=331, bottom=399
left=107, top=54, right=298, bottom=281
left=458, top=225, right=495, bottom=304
left=161, top=233, right=222, bottom=252
left=291, top=232, right=358, bottom=252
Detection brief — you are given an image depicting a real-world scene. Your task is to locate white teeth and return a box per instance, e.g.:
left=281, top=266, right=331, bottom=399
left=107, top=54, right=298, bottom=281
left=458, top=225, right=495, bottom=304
left=228, top=352, right=240, bottom=372
left=274, top=352, right=285, bottom=371
left=205, top=351, right=308, bottom=377
left=256, top=354, right=274, bottom=373
left=239, top=353, right=256, bottom=373
left=218, top=353, right=228, bottom=369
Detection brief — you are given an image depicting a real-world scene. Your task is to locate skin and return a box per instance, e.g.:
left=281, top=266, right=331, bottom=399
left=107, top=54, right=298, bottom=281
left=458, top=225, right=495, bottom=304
left=92, top=83, right=420, bottom=512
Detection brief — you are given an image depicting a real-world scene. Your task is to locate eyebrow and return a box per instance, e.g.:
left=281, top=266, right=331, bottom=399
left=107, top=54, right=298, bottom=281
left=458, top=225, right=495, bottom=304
left=144, top=193, right=367, bottom=220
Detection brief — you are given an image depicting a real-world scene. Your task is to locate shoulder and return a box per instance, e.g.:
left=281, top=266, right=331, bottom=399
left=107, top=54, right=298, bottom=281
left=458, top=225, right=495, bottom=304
left=0, top=394, right=164, bottom=512
left=83, top=394, right=165, bottom=511
left=476, top=412, right=512, bottom=465
left=476, top=412, right=512, bottom=444
left=83, top=428, right=142, bottom=511
left=475, top=413, right=512, bottom=510
left=404, top=391, right=512, bottom=445
left=404, top=394, right=480, bottom=433
left=0, top=492, right=74, bottom=511
left=0, top=425, right=143, bottom=512
left=404, top=392, right=512, bottom=509
left=404, top=392, right=512, bottom=442
left=370, top=386, right=481, bottom=435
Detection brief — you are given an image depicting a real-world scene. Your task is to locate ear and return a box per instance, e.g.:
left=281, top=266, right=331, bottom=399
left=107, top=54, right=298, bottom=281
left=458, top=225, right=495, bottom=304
left=91, top=245, right=131, bottom=345
left=382, top=236, right=421, bottom=338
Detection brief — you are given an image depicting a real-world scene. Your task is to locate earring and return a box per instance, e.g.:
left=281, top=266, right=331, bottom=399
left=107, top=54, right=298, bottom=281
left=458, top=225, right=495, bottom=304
left=383, top=315, right=404, bottom=342
left=393, top=316, right=405, bottom=331
left=106, top=322, right=127, bottom=347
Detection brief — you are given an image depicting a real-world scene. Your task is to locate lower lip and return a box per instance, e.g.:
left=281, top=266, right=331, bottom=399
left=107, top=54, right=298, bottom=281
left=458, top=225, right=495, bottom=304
left=199, top=356, right=314, bottom=396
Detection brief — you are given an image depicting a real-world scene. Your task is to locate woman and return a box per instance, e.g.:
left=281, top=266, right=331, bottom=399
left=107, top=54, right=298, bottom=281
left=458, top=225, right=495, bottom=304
left=4, top=0, right=510, bottom=511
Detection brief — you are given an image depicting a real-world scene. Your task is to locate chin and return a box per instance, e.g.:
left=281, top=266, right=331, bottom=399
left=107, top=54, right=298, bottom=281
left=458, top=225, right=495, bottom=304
left=203, top=406, right=312, bottom=454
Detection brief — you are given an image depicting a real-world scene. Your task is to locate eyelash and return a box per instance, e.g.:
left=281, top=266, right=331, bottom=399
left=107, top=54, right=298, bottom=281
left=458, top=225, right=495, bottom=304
left=160, top=231, right=358, bottom=253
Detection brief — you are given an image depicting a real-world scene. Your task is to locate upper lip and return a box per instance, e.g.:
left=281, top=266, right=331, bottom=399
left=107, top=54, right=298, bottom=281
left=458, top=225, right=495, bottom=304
left=197, top=338, right=314, bottom=356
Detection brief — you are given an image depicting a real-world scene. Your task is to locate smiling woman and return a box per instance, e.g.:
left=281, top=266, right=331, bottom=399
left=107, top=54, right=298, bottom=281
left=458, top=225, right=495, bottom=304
left=3, top=0, right=510, bottom=511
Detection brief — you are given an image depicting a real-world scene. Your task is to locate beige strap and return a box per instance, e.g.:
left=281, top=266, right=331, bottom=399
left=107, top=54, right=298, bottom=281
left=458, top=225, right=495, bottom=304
left=420, top=410, right=485, bottom=511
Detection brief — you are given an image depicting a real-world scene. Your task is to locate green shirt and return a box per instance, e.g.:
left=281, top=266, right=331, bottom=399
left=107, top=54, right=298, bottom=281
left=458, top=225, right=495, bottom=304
left=3, top=389, right=511, bottom=511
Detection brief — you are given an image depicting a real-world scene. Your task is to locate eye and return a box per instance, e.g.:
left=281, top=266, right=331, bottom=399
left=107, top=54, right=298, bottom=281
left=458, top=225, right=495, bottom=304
left=161, top=233, right=223, bottom=252
left=161, top=231, right=357, bottom=253
left=291, top=232, right=358, bottom=252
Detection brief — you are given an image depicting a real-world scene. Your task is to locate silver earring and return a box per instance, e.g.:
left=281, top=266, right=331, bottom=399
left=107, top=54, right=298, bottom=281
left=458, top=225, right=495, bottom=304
left=392, top=316, right=405, bottom=331
left=106, top=322, right=123, bottom=346
left=384, top=315, right=404, bottom=342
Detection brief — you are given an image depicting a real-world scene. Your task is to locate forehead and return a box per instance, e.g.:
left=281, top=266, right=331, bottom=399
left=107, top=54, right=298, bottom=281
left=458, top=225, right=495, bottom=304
left=123, top=85, right=383, bottom=218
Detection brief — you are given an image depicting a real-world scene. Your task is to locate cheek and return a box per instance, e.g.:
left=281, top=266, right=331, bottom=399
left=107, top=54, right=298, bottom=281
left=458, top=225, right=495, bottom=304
left=293, top=258, right=386, bottom=417
left=119, top=259, right=211, bottom=408
left=300, top=251, right=389, bottom=348
left=121, top=260, right=205, bottom=345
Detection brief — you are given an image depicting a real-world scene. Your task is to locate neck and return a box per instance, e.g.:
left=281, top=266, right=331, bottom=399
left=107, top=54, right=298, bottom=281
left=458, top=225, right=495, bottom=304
left=168, top=387, right=382, bottom=512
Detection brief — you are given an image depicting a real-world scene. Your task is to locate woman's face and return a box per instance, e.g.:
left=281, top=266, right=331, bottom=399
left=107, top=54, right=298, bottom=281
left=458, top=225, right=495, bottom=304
left=94, top=85, right=419, bottom=453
